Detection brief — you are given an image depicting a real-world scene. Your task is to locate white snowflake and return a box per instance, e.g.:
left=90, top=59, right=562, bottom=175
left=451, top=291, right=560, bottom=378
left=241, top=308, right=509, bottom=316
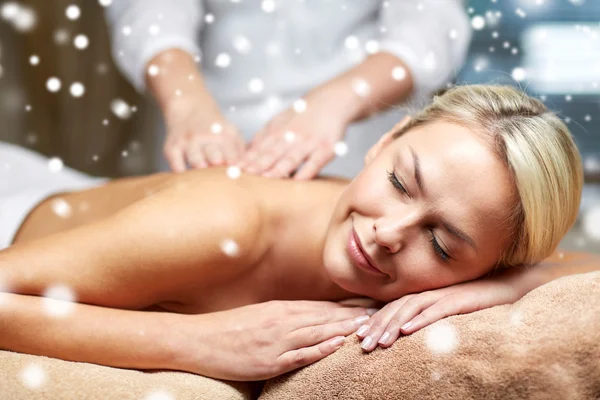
left=148, top=24, right=160, bottom=36
left=471, top=15, right=485, bottom=30
left=147, top=64, right=160, bottom=77
left=69, top=82, right=85, bottom=97
left=205, top=13, right=215, bottom=23
left=110, top=98, right=132, bottom=120
left=352, top=78, right=371, bottom=97
left=344, top=35, right=359, bottom=50
left=365, top=40, right=380, bottom=54
left=511, top=67, right=526, bottom=82
left=43, top=284, right=76, bottom=317
left=334, top=141, right=348, bottom=157
left=145, top=390, right=174, bottom=400
left=73, top=34, right=89, bottom=50
left=215, top=53, right=231, bottom=68
left=233, top=35, right=252, bottom=54
left=48, top=157, right=64, bottom=173
left=11, top=5, right=36, bottom=32
left=122, top=25, right=132, bottom=36
left=248, top=78, right=264, bottom=93
left=221, top=238, right=240, bottom=257
left=98, top=0, right=113, bottom=6
left=46, top=77, right=62, bottom=92
left=226, top=166, right=242, bottom=180
left=392, top=66, right=407, bottom=81
left=284, top=130, right=296, bottom=143
left=65, top=5, right=80, bottom=20
left=29, top=54, right=39, bottom=65
left=293, top=99, right=307, bottom=113
left=583, top=205, right=600, bottom=241
left=51, top=198, right=72, bottom=218
left=261, top=0, right=276, bottom=13
left=425, top=322, right=458, bottom=354
left=449, top=29, right=458, bottom=40
left=211, top=122, right=223, bottom=134
left=1, top=2, right=19, bottom=20
left=20, top=364, right=46, bottom=389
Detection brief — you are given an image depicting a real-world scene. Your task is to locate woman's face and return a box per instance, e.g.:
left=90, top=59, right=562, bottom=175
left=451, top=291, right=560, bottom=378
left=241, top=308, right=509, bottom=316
left=323, top=119, right=517, bottom=302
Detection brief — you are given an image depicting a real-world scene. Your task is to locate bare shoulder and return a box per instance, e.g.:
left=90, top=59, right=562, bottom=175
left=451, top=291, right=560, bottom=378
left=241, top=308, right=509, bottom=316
left=156, top=168, right=269, bottom=265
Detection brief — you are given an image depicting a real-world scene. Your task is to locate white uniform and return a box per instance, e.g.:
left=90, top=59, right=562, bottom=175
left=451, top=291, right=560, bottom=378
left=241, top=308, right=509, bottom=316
left=105, top=0, right=471, bottom=177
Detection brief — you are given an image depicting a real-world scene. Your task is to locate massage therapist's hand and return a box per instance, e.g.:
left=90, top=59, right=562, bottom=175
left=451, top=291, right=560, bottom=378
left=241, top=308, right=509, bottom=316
left=179, top=300, right=376, bottom=381
left=356, top=269, right=531, bottom=352
left=237, top=88, right=350, bottom=180
left=162, top=95, right=245, bottom=172
left=145, top=49, right=246, bottom=172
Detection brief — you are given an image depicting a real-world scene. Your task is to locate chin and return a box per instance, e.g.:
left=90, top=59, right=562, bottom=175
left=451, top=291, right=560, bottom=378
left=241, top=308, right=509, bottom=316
left=323, top=239, right=370, bottom=297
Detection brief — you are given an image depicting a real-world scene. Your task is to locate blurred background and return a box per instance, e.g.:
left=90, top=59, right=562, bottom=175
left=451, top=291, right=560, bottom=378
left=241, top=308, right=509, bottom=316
left=0, top=0, right=599, bottom=251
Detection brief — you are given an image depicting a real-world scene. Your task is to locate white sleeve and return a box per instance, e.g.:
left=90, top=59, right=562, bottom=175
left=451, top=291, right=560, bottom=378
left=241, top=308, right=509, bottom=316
left=104, top=0, right=203, bottom=93
left=378, top=0, right=472, bottom=102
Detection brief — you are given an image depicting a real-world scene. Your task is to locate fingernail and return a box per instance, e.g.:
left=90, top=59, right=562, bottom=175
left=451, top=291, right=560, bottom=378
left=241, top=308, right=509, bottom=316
left=361, top=336, right=372, bottom=350
left=401, top=321, right=413, bottom=331
left=366, top=308, right=379, bottom=316
left=331, top=336, right=345, bottom=347
left=356, top=325, right=369, bottom=337
left=378, top=332, right=390, bottom=345
left=354, top=315, right=370, bottom=325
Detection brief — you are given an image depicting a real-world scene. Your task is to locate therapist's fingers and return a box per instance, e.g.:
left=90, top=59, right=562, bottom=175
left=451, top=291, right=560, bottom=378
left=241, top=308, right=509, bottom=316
left=164, top=139, right=188, bottom=173
left=185, top=136, right=209, bottom=169
left=293, top=144, right=334, bottom=180
left=246, top=135, right=294, bottom=175
left=204, top=143, right=225, bottom=166
left=265, top=145, right=311, bottom=178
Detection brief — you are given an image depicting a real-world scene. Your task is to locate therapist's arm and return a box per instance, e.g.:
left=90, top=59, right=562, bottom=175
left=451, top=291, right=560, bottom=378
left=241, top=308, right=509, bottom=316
left=307, top=0, right=472, bottom=125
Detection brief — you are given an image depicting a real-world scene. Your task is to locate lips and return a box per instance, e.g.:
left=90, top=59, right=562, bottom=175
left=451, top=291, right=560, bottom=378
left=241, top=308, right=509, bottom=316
left=347, top=227, right=384, bottom=275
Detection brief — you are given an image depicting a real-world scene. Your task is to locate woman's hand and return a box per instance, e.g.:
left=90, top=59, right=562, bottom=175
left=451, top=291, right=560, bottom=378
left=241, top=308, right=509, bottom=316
left=356, top=269, right=530, bottom=352
left=163, top=95, right=246, bottom=172
left=236, top=89, right=351, bottom=180
left=179, top=300, right=377, bottom=381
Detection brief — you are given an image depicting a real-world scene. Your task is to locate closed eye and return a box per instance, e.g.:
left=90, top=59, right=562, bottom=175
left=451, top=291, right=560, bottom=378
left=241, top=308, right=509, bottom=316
left=387, top=170, right=452, bottom=263
left=386, top=170, right=407, bottom=195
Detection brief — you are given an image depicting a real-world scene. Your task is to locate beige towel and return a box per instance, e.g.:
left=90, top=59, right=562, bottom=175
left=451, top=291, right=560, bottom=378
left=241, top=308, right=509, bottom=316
left=260, top=271, right=600, bottom=400
left=0, top=350, right=263, bottom=400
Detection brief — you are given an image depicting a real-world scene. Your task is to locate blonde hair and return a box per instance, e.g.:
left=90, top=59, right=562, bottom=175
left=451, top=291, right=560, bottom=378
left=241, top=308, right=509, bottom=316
left=393, top=84, right=583, bottom=268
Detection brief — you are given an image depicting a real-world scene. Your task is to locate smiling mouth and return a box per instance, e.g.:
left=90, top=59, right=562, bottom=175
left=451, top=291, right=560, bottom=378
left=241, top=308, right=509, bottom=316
left=347, top=226, right=385, bottom=275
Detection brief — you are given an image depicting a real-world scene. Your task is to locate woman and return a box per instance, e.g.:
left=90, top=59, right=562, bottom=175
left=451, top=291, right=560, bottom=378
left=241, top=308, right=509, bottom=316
left=0, top=85, right=593, bottom=383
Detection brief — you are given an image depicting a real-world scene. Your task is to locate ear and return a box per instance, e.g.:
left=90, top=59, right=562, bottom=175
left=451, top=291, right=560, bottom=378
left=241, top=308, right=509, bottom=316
left=364, top=116, right=412, bottom=166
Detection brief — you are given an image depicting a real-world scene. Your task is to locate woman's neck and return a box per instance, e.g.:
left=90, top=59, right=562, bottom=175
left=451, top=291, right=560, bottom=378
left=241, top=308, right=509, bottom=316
left=250, top=176, right=358, bottom=302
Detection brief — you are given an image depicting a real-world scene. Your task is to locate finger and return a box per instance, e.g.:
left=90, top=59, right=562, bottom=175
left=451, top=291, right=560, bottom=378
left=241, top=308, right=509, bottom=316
left=292, top=144, right=334, bottom=180
left=357, top=294, right=438, bottom=352
left=238, top=129, right=267, bottom=168
left=185, top=137, right=209, bottom=169
left=289, top=304, right=372, bottom=332
left=164, top=141, right=187, bottom=172
left=368, top=294, right=445, bottom=351
left=203, top=143, right=225, bottom=166
left=221, top=139, right=241, bottom=166
left=247, top=137, right=291, bottom=175
left=400, top=293, right=475, bottom=334
left=243, top=135, right=283, bottom=174
left=287, top=313, right=371, bottom=350
left=276, top=335, right=347, bottom=375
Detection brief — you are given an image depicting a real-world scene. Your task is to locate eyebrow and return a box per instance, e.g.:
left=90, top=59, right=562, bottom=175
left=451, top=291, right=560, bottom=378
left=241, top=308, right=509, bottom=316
left=408, top=146, right=478, bottom=253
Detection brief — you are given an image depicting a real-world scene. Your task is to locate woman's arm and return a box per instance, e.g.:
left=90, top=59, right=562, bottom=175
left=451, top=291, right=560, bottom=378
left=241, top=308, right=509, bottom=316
left=0, top=169, right=266, bottom=309
left=0, top=292, right=194, bottom=371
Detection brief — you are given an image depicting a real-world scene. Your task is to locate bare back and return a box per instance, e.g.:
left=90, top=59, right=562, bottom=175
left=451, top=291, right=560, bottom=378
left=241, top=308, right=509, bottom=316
left=9, top=168, right=355, bottom=313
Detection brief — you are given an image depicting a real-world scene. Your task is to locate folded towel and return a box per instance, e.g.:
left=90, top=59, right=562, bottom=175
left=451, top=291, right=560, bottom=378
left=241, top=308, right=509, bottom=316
left=0, top=350, right=263, bottom=400
left=259, top=271, right=600, bottom=400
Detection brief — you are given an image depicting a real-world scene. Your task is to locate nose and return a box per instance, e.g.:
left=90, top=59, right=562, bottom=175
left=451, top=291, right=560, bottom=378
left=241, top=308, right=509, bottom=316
left=373, top=209, right=421, bottom=253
